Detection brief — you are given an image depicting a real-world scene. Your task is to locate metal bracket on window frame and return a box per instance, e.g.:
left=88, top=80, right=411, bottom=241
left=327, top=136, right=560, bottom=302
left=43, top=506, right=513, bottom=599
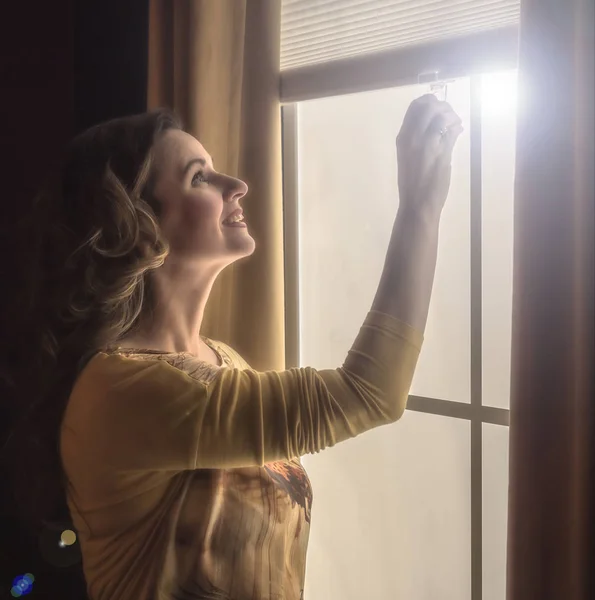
left=418, top=70, right=456, bottom=101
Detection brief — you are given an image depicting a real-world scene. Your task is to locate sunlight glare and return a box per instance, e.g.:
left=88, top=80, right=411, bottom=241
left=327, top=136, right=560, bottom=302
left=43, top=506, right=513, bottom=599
left=481, top=70, right=519, bottom=117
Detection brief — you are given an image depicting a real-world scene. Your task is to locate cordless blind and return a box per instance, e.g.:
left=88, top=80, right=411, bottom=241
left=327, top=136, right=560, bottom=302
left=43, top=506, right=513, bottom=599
left=281, top=0, right=520, bottom=71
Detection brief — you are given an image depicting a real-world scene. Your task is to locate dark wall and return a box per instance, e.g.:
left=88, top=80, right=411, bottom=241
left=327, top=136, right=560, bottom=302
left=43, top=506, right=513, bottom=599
left=0, top=0, right=150, bottom=221
left=1, top=1, right=149, bottom=598
left=0, top=2, right=75, bottom=227
left=73, top=0, right=150, bottom=133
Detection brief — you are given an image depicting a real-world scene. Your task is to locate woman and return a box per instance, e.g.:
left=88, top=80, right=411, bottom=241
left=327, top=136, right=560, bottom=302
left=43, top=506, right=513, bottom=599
left=5, top=94, right=461, bottom=599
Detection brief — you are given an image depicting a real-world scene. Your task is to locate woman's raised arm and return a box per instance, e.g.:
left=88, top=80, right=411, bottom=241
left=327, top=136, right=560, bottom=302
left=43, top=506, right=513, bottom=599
left=61, top=95, right=463, bottom=473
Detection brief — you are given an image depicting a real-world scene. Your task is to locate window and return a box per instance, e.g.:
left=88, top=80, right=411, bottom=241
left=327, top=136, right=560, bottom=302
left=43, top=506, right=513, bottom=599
left=282, top=63, right=517, bottom=599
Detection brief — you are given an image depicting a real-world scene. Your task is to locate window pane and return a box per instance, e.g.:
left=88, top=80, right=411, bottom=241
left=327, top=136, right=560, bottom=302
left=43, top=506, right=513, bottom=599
left=481, top=70, right=517, bottom=409
left=302, top=412, right=471, bottom=600
left=297, top=80, right=471, bottom=402
left=482, top=423, right=510, bottom=600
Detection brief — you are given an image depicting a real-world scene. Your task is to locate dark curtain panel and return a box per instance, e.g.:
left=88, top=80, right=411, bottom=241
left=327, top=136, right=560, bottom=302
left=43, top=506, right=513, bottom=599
left=507, top=0, right=595, bottom=598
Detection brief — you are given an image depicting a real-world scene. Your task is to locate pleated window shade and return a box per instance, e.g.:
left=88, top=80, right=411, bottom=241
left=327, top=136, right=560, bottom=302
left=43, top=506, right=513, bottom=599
left=281, top=0, right=520, bottom=71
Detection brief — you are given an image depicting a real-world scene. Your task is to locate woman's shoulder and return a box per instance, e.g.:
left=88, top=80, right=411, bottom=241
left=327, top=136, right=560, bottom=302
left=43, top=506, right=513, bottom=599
left=72, top=340, right=250, bottom=396
left=64, top=351, right=214, bottom=429
left=67, top=341, right=251, bottom=414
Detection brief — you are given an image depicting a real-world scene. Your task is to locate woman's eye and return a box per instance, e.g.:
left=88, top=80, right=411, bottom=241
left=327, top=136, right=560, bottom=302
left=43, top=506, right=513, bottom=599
left=192, top=171, right=208, bottom=186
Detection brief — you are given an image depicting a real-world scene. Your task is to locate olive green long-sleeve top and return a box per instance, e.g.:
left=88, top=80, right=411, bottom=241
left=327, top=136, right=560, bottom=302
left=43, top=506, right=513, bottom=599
left=60, top=310, right=423, bottom=600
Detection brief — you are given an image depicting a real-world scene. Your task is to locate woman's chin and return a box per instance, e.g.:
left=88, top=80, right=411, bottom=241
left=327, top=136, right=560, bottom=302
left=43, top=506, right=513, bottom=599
left=242, top=236, right=257, bottom=257
left=226, top=232, right=256, bottom=258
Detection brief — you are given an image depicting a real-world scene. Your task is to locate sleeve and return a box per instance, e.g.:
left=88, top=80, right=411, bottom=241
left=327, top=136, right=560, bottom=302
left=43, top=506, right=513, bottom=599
left=64, top=311, right=423, bottom=472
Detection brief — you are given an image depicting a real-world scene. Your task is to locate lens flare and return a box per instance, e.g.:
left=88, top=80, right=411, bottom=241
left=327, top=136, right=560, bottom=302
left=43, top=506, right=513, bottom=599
left=10, top=573, right=34, bottom=596
left=61, top=529, right=77, bottom=546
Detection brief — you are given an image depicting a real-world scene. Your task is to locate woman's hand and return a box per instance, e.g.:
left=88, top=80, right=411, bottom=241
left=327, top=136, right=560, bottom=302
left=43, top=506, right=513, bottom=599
left=396, top=94, right=463, bottom=219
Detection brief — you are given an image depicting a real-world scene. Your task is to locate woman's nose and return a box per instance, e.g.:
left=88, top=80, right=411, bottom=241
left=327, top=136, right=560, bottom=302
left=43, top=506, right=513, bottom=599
left=224, top=175, right=248, bottom=203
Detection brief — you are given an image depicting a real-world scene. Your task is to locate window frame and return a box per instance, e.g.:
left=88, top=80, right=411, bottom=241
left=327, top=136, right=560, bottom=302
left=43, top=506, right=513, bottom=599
left=281, top=29, right=518, bottom=600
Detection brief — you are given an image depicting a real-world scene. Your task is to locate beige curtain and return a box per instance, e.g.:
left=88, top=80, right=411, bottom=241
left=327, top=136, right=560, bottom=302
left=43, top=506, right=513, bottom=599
left=148, top=0, right=284, bottom=371
left=507, top=0, right=594, bottom=598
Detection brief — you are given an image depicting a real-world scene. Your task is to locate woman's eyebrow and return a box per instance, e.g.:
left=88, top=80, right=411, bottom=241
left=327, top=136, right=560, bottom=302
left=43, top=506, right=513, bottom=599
left=182, top=157, right=207, bottom=177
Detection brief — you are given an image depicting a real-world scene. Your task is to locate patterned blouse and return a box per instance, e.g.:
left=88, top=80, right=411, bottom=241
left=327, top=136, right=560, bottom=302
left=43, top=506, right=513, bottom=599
left=60, top=311, right=422, bottom=599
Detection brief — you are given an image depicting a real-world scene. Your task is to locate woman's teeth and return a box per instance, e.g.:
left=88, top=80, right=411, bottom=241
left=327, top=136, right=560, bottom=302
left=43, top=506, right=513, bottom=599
left=223, top=214, right=244, bottom=224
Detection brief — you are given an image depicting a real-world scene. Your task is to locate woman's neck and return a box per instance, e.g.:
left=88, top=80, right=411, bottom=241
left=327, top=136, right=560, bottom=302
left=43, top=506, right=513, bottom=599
left=119, top=258, right=223, bottom=356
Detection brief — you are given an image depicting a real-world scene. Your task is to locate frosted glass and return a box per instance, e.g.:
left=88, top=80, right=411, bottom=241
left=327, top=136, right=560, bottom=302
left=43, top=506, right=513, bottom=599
left=482, top=423, right=510, bottom=600
left=298, top=80, right=471, bottom=402
left=481, top=70, right=517, bottom=409
left=301, top=412, right=471, bottom=600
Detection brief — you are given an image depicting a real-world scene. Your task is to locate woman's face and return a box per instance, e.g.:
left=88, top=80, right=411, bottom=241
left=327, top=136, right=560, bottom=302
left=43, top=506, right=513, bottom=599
left=151, top=129, right=255, bottom=265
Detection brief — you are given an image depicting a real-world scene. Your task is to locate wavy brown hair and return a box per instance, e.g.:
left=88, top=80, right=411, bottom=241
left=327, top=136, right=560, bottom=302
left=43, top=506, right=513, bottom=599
left=1, top=109, right=182, bottom=535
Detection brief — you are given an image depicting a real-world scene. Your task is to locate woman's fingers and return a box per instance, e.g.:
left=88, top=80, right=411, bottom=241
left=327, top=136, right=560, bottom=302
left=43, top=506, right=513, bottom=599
left=439, top=122, right=465, bottom=157
left=398, top=94, right=438, bottom=141
left=399, top=95, right=460, bottom=146
left=426, top=110, right=463, bottom=139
